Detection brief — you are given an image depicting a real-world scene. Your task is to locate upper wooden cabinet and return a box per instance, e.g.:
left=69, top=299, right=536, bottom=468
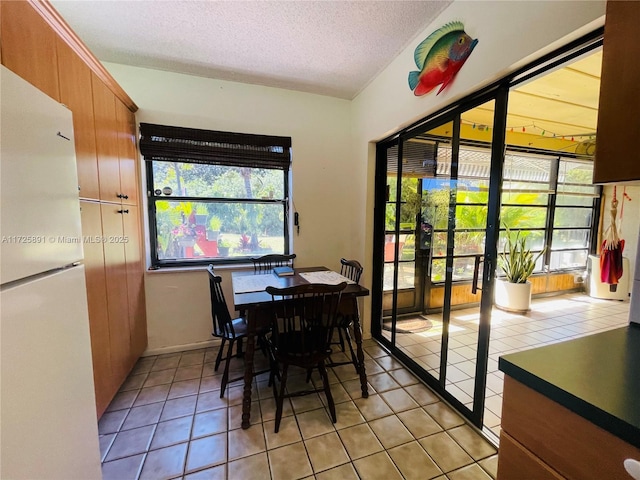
left=116, top=100, right=140, bottom=206
left=57, top=38, right=100, bottom=200
left=594, top=0, right=640, bottom=184
left=1, top=1, right=60, bottom=101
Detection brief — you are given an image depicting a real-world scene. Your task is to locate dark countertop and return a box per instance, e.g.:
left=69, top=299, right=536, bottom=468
left=499, top=324, right=640, bottom=449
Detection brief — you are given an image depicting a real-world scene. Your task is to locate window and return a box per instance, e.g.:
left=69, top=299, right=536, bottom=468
left=140, top=123, right=291, bottom=267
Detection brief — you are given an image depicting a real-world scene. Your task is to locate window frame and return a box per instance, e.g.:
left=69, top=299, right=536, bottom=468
left=140, top=124, right=292, bottom=269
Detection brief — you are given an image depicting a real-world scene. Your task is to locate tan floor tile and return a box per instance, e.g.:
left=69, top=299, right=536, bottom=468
left=228, top=424, right=266, bottom=461
left=447, top=463, right=494, bottom=480
left=342, top=378, right=374, bottom=399
left=121, top=373, right=150, bottom=391
left=151, top=354, right=181, bottom=372
left=320, top=382, right=352, bottom=405
left=296, top=407, right=335, bottom=439
left=131, top=357, right=156, bottom=375
left=315, top=462, right=359, bottom=480
left=143, top=369, right=176, bottom=388
left=290, top=392, right=324, bottom=414
left=353, top=394, right=393, bottom=421
left=264, top=416, right=302, bottom=449
left=184, top=464, right=225, bottom=480
left=353, top=451, right=403, bottom=480
left=419, top=432, right=474, bottom=473
left=363, top=358, right=385, bottom=376
left=101, top=453, right=145, bottom=480
left=179, top=351, right=205, bottom=367
left=332, top=363, right=360, bottom=382
left=404, top=383, right=440, bottom=406
left=106, top=390, right=138, bottom=412
left=375, top=355, right=404, bottom=371
left=367, top=372, right=401, bottom=392
left=168, top=379, right=201, bottom=399
left=192, top=408, right=228, bottom=439
left=304, top=431, right=349, bottom=473
left=196, top=391, right=229, bottom=413
left=122, top=403, right=164, bottom=430
left=99, top=434, right=116, bottom=462
left=333, top=400, right=365, bottom=430
left=478, top=454, right=498, bottom=479
left=228, top=452, right=271, bottom=480
left=380, top=388, right=420, bottom=413
left=160, top=394, right=197, bottom=421
left=185, top=432, right=227, bottom=473
left=388, top=441, right=442, bottom=480
left=368, top=414, right=413, bottom=449
left=268, top=442, right=313, bottom=480
left=229, top=401, right=261, bottom=429
left=337, top=423, right=383, bottom=460
left=199, top=374, right=223, bottom=393
left=389, top=368, right=420, bottom=386
left=174, top=364, right=204, bottom=382
left=105, top=425, right=155, bottom=461
left=397, top=407, right=443, bottom=439
left=134, top=384, right=170, bottom=407
left=260, top=397, right=293, bottom=422
left=363, top=345, right=389, bottom=358
left=98, top=410, right=128, bottom=435
left=139, top=442, right=187, bottom=480
left=424, top=402, right=466, bottom=429
left=449, top=425, right=497, bottom=460
left=150, top=416, right=193, bottom=450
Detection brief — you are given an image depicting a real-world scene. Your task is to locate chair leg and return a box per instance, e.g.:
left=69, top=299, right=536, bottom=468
left=337, top=327, right=346, bottom=352
left=274, top=363, right=289, bottom=433
left=344, top=327, right=359, bottom=374
left=318, top=361, right=336, bottom=423
left=214, top=337, right=226, bottom=372
left=220, top=338, right=235, bottom=398
left=236, top=338, right=244, bottom=358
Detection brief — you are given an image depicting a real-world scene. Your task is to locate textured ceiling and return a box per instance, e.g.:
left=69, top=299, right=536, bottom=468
left=51, top=0, right=452, bottom=100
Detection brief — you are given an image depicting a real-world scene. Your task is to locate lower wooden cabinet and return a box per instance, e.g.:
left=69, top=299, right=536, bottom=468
left=81, top=200, right=147, bottom=417
left=498, top=376, right=640, bottom=480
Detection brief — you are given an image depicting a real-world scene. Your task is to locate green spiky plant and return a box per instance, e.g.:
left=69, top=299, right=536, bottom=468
left=497, top=228, right=545, bottom=283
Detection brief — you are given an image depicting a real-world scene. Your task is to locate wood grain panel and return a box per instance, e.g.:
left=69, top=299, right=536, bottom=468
left=497, top=431, right=566, bottom=480
left=594, top=0, right=640, bottom=183
left=57, top=38, right=100, bottom=200
left=501, top=376, right=640, bottom=480
left=122, top=207, right=147, bottom=361
left=116, top=100, right=139, bottom=206
left=428, top=283, right=481, bottom=309
left=80, top=201, right=114, bottom=418
left=93, top=73, right=122, bottom=203
left=1, top=0, right=60, bottom=100
left=101, top=204, right=131, bottom=382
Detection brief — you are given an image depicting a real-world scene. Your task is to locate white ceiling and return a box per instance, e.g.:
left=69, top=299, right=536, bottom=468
left=51, top=0, right=452, bottom=100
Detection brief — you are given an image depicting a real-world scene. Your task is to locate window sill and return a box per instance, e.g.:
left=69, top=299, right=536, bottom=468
left=146, top=263, right=255, bottom=274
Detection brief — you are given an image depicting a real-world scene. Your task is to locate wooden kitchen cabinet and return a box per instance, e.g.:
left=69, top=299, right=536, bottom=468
left=80, top=201, right=115, bottom=416
left=594, top=0, right=640, bottom=183
left=2, top=1, right=146, bottom=418
left=498, top=376, right=640, bottom=480
left=0, top=0, right=60, bottom=101
left=57, top=38, right=100, bottom=200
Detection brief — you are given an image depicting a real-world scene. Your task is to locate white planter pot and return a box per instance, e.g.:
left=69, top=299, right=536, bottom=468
left=494, top=279, right=532, bottom=313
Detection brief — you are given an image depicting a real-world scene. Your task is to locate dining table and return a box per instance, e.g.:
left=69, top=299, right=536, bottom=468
left=232, top=266, right=370, bottom=429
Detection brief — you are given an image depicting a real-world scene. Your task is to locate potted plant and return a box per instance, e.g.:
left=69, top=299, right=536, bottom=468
left=495, top=228, right=545, bottom=312
left=172, top=223, right=196, bottom=248
left=194, top=204, right=209, bottom=226
left=217, top=236, right=231, bottom=256
left=207, top=216, right=222, bottom=241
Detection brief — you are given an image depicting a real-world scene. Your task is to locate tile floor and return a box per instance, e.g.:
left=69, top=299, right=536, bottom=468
left=382, top=292, right=631, bottom=438
left=99, top=338, right=498, bottom=480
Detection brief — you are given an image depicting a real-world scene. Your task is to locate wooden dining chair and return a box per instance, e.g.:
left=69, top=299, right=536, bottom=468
left=265, top=282, right=347, bottom=433
left=251, top=253, right=296, bottom=272
left=207, top=265, right=271, bottom=398
left=331, top=259, right=363, bottom=360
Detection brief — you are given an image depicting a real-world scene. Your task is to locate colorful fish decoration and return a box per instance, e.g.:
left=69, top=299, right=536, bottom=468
left=408, top=21, right=478, bottom=96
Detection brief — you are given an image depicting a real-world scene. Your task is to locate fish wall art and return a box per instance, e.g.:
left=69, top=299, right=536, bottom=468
left=408, top=21, right=478, bottom=96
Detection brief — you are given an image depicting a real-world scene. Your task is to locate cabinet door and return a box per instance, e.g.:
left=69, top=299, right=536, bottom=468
left=594, top=0, right=640, bottom=183
left=80, top=201, right=115, bottom=418
left=101, top=204, right=132, bottom=382
left=93, top=73, right=122, bottom=203
left=122, top=206, right=147, bottom=361
left=116, top=100, right=139, bottom=206
left=57, top=39, right=100, bottom=200
left=0, top=1, right=60, bottom=101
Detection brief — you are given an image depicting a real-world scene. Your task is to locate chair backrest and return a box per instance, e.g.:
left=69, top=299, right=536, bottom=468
left=251, top=253, right=297, bottom=272
left=340, top=258, right=363, bottom=284
left=206, top=265, right=236, bottom=337
left=266, top=282, right=347, bottom=358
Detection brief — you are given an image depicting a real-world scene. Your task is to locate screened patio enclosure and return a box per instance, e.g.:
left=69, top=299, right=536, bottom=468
left=371, top=34, right=602, bottom=435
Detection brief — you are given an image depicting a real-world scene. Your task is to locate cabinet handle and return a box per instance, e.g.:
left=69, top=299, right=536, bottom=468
left=117, top=193, right=130, bottom=200
left=117, top=209, right=129, bottom=214
left=624, top=459, right=640, bottom=480
left=117, top=193, right=124, bottom=199
left=123, top=194, right=129, bottom=200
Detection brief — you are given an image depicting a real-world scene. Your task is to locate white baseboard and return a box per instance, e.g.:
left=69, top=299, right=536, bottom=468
left=142, top=339, right=221, bottom=357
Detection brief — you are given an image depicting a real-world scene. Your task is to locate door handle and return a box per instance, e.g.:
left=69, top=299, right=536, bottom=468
left=471, top=255, right=484, bottom=294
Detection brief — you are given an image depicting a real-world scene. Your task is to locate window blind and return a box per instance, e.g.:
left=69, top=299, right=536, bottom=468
left=139, top=123, right=291, bottom=170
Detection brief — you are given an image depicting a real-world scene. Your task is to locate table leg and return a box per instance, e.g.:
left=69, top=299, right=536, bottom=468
left=352, top=311, right=369, bottom=398
left=241, top=313, right=256, bottom=429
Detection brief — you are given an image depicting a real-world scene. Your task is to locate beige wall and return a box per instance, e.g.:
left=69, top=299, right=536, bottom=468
left=106, top=0, right=609, bottom=353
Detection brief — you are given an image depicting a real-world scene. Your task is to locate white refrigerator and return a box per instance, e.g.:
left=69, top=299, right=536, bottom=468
left=1, top=66, right=102, bottom=479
